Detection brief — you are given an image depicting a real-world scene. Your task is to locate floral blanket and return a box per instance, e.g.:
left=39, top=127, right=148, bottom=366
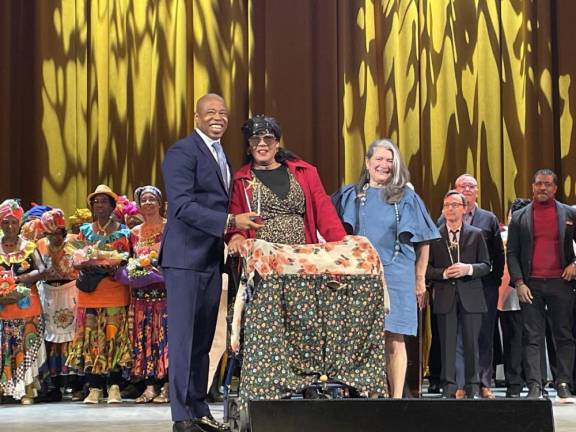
left=233, top=235, right=389, bottom=406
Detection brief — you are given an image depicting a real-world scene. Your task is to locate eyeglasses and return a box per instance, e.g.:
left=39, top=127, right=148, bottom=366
left=248, top=135, right=277, bottom=147
left=456, top=183, right=477, bottom=191
left=91, top=198, right=111, bottom=205
left=443, top=203, right=464, bottom=209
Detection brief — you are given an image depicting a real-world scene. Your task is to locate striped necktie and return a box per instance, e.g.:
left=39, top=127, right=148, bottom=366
left=212, top=141, right=229, bottom=190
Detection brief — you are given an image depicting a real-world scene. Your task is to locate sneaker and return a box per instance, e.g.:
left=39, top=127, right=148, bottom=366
left=107, top=384, right=122, bottom=404
left=526, top=384, right=542, bottom=399
left=83, top=388, right=103, bottom=404
left=556, top=383, right=575, bottom=403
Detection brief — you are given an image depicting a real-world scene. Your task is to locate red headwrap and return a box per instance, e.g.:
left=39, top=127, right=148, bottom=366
left=0, top=199, right=24, bottom=224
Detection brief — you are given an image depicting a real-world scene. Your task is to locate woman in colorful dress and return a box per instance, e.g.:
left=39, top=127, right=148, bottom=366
left=36, top=209, right=79, bottom=401
left=0, top=199, right=46, bottom=404
left=128, top=185, right=169, bottom=403
left=338, top=139, right=440, bottom=398
left=66, top=184, right=132, bottom=404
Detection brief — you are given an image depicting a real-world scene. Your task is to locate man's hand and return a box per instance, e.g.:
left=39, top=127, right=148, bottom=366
left=235, top=212, right=263, bottom=230
left=517, top=283, right=533, bottom=304
left=445, top=263, right=471, bottom=279
left=227, top=234, right=246, bottom=256
left=562, top=262, right=576, bottom=281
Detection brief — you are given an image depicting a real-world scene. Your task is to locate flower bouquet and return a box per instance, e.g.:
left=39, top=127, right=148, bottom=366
left=116, top=250, right=164, bottom=288
left=64, top=239, right=129, bottom=267
left=0, top=270, right=31, bottom=305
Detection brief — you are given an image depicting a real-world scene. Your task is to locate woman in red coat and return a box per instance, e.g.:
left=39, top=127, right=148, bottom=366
left=227, top=115, right=345, bottom=252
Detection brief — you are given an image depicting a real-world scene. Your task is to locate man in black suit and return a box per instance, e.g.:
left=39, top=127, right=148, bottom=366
left=427, top=190, right=491, bottom=399
left=160, top=93, right=261, bottom=432
left=429, top=174, right=504, bottom=397
left=507, top=169, right=576, bottom=401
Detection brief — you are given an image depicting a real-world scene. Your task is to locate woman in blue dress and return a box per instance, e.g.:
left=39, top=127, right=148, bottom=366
left=339, top=139, right=440, bottom=398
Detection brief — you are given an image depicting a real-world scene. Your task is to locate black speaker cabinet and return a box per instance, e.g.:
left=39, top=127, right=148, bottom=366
left=249, top=399, right=554, bottom=432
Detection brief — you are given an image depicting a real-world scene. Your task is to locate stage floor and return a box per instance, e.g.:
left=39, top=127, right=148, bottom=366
left=1, top=388, right=575, bottom=432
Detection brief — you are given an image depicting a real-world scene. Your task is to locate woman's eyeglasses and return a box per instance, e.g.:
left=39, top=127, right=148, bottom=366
left=248, top=135, right=277, bottom=147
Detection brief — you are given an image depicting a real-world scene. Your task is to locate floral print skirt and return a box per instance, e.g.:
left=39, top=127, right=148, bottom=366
left=0, top=316, right=46, bottom=399
left=239, top=273, right=388, bottom=408
left=129, top=284, right=168, bottom=379
left=66, top=306, right=131, bottom=375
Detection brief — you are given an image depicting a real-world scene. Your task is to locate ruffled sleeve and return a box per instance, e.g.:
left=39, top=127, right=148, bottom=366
left=338, top=184, right=359, bottom=233
left=398, top=188, right=441, bottom=244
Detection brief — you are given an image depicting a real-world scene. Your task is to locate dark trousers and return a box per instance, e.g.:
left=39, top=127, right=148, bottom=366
left=478, top=283, right=499, bottom=387
left=428, top=298, right=442, bottom=385
left=499, top=310, right=524, bottom=392
left=165, top=267, right=222, bottom=421
left=520, top=278, right=575, bottom=387
left=437, top=292, right=483, bottom=396
left=454, top=283, right=499, bottom=388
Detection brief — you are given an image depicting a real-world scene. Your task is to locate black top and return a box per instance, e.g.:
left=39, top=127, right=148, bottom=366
left=252, top=165, right=290, bottom=200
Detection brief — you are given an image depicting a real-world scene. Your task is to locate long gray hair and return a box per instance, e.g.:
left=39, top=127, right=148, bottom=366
left=356, top=138, right=410, bottom=203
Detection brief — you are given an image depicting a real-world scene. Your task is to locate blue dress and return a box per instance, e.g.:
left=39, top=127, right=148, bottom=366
left=340, top=185, right=440, bottom=336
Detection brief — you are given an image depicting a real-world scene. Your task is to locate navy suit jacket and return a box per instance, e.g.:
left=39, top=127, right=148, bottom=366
left=159, top=130, right=230, bottom=271
left=427, top=223, right=491, bottom=314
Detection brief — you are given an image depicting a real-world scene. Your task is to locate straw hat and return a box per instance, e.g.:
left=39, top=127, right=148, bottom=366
left=87, top=184, right=118, bottom=205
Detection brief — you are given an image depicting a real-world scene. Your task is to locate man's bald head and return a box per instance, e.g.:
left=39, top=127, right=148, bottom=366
left=194, top=94, right=229, bottom=140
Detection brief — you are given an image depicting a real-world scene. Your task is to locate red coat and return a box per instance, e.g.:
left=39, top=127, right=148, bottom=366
left=228, top=159, right=345, bottom=244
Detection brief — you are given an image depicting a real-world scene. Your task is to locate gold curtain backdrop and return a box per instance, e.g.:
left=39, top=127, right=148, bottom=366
left=1, top=0, right=575, bottom=221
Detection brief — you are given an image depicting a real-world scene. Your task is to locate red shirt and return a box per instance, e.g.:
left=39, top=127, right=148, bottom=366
left=531, top=198, right=563, bottom=278
left=228, top=159, right=345, bottom=244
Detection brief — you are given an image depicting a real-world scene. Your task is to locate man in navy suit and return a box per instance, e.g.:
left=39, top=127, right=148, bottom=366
left=160, top=93, right=261, bottom=432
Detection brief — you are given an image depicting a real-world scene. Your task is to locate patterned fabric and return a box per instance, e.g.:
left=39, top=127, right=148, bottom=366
left=0, top=236, right=46, bottom=399
left=0, top=239, right=43, bottom=319
left=236, top=236, right=388, bottom=407
left=66, top=224, right=131, bottom=374
left=37, top=234, right=79, bottom=344
left=37, top=281, right=77, bottom=343
left=66, top=307, right=131, bottom=374
left=250, top=170, right=306, bottom=245
left=128, top=222, right=168, bottom=379
left=0, top=316, right=46, bottom=399
left=44, top=340, right=73, bottom=376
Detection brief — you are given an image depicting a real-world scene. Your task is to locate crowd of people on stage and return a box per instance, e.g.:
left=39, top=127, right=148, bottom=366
left=2, top=92, right=576, bottom=431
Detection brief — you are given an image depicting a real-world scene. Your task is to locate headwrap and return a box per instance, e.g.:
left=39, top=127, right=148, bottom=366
left=122, top=201, right=144, bottom=225
left=68, top=208, right=92, bottom=225
left=41, top=209, right=66, bottom=234
left=241, top=115, right=282, bottom=142
left=113, top=195, right=131, bottom=221
left=20, top=219, right=45, bottom=241
left=134, top=186, right=163, bottom=207
left=22, top=203, right=52, bottom=224
left=0, top=199, right=24, bottom=224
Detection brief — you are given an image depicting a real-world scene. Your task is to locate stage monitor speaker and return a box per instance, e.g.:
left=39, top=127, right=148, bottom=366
left=249, top=399, right=554, bottom=432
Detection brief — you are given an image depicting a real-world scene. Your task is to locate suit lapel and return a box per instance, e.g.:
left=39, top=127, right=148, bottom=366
left=193, top=132, right=229, bottom=195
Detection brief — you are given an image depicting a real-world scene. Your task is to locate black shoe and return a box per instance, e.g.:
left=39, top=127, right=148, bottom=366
left=173, top=420, right=206, bottom=432
left=556, top=383, right=575, bottom=402
left=526, top=384, right=542, bottom=399
left=505, top=390, right=520, bottom=398
left=35, top=389, right=63, bottom=403
left=427, top=382, right=442, bottom=394
left=206, top=381, right=223, bottom=403
left=193, top=416, right=231, bottom=432
left=465, top=391, right=481, bottom=400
